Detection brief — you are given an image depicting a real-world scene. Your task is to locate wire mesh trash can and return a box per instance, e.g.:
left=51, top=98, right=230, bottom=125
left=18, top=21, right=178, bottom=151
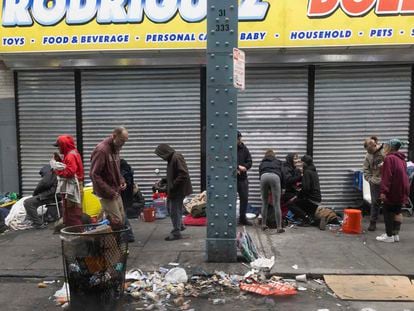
left=60, top=224, right=129, bottom=310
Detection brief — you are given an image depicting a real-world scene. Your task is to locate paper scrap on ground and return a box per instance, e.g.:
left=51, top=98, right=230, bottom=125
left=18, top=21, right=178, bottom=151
left=324, top=275, right=414, bottom=301
left=250, top=256, right=275, bottom=270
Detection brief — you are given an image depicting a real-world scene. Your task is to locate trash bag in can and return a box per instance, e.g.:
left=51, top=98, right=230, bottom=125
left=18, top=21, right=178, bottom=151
left=60, top=224, right=129, bottom=311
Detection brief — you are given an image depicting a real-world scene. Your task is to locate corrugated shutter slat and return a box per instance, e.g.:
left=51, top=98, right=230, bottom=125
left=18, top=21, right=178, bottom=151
left=17, top=71, right=77, bottom=195
left=81, top=69, right=201, bottom=201
left=314, top=66, right=411, bottom=211
left=238, top=67, right=308, bottom=209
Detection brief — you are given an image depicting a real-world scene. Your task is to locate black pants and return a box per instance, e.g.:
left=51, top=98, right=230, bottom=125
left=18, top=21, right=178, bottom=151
left=23, top=196, right=53, bottom=226
left=383, top=204, right=402, bottom=237
left=237, top=179, right=249, bottom=222
left=288, top=198, right=318, bottom=221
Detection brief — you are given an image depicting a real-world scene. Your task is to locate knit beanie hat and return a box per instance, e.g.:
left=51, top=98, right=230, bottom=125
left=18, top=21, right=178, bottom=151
left=385, top=138, right=403, bottom=151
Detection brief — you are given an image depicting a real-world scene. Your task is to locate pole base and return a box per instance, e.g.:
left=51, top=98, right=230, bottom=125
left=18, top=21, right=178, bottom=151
left=206, top=238, right=237, bottom=262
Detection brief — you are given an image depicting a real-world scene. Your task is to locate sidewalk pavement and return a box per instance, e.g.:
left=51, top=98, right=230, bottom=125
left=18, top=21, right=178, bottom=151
left=0, top=215, right=413, bottom=278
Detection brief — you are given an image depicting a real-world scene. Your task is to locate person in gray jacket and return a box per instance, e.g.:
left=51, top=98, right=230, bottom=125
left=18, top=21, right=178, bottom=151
left=363, top=137, right=384, bottom=231
left=155, top=144, right=193, bottom=241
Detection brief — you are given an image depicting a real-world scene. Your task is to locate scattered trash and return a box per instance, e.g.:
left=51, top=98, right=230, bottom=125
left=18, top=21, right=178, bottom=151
left=240, top=280, right=297, bottom=296
left=43, top=280, right=56, bottom=284
left=53, top=283, right=70, bottom=305
left=126, top=269, right=145, bottom=281
left=38, top=282, right=48, bottom=288
left=61, top=302, right=69, bottom=309
left=295, top=274, right=307, bottom=283
left=211, top=298, right=226, bottom=305
left=168, top=262, right=180, bottom=266
left=314, top=279, right=325, bottom=285
left=297, top=286, right=307, bottom=291
left=250, top=256, right=275, bottom=271
left=165, top=268, right=188, bottom=284
left=317, top=309, right=330, bottom=311
left=292, top=265, right=299, bottom=270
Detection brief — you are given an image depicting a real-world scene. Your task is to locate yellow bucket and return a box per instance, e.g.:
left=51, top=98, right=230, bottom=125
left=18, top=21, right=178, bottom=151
left=82, top=187, right=102, bottom=217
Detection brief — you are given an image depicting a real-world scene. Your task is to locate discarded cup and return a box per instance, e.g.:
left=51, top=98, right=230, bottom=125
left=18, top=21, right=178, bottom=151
left=295, top=274, right=307, bottom=283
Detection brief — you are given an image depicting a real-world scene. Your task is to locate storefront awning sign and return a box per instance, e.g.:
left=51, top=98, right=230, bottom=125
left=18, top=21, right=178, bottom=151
left=1, top=0, right=414, bottom=53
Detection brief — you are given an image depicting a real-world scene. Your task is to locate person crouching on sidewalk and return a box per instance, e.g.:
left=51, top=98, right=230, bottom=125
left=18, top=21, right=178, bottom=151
left=155, top=144, right=193, bottom=241
left=376, top=139, right=410, bottom=243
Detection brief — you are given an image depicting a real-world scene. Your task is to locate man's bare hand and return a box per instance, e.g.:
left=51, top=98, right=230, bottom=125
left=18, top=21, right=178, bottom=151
left=120, top=183, right=127, bottom=191
left=238, top=165, right=247, bottom=172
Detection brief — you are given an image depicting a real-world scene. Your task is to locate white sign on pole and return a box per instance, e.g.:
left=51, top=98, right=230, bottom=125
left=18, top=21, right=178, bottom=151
left=233, top=48, right=245, bottom=91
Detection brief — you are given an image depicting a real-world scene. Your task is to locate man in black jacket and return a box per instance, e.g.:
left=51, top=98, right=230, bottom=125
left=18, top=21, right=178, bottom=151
left=23, top=165, right=57, bottom=229
left=237, top=131, right=253, bottom=225
left=155, top=144, right=193, bottom=241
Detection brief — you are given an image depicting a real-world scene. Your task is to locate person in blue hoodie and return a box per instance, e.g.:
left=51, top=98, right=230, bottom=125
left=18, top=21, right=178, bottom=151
left=259, top=149, right=284, bottom=233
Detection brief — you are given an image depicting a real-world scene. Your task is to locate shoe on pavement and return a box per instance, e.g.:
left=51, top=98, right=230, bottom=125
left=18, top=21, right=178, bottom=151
left=367, top=221, right=376, bottom=231
left=165, top=234, right=182, bottom=241
left=376, top=234, right=395, bottom=243
left=34, top=223, right=47, bottom=229
left=394, top=234, right=400, bottom=242
left=180, top=226, right=186, bottom=232
left=277, top=228, right=285, bottom=234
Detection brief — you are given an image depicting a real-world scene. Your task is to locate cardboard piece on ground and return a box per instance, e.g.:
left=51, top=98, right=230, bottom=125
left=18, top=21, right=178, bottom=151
left=324, top=275, right=414, bottom=301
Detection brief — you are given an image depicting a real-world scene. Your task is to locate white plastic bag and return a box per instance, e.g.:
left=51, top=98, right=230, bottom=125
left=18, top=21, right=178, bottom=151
left=165, top=268, right=188, bottom=284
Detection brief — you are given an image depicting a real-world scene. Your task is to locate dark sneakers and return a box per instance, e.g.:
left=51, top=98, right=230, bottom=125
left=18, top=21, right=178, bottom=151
left=165, top=234, right=182, bottom=241
left=368, top=221, right=376, bottom=231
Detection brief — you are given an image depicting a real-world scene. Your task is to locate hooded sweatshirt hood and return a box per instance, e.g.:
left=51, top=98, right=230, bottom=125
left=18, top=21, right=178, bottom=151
left=56, top=135, right=76, bottom=155
left=39, top=164, right=52, bottom=177
left=155, top=144, right=175, bottom=161
left=390, top=151, right=406, bottom=161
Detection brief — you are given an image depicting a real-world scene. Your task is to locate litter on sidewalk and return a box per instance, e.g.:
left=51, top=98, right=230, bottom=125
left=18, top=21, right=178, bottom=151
left=124, top=266, right=298, bottom=309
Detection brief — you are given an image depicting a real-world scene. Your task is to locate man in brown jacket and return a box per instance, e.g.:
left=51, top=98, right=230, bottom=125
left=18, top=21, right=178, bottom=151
left=90, top=127, right=128, bottom=230
left=155, top=144, right=193, bottom=241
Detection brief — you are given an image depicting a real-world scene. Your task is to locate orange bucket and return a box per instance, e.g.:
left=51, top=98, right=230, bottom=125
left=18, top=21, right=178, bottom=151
left=342, top=209, right=362, bottom=234
left=143, top=207, right=156, bottom=222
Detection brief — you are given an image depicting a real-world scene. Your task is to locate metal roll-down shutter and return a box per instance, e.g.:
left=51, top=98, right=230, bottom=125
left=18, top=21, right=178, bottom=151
left=17, top=71, right=76, bottom=195
left=238, top=67, right=309, bottom=209
left=314, top=65, right=411, bottom=211
left=81, top=68, right=201, bottom=201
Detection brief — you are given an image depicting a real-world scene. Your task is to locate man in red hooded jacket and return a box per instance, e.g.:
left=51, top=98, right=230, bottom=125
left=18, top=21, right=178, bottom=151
left=52, top=135, right=84, bottom=227
left=376, top=139, right=410, bottom=243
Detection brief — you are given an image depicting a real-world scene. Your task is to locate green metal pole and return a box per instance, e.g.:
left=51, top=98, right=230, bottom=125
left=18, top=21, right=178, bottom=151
left=206, top=0, right=239, bottom=262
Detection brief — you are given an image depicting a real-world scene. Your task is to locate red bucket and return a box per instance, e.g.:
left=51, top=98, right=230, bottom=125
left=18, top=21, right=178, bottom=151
left=143, top=207, right=156, bottom=222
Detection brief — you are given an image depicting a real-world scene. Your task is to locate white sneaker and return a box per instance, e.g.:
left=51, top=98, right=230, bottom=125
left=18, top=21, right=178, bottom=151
left=375, top=233, right=387, bottom=241
left=376, top=234, right=395, bottom=243
left=394, top=234, right=400, bottom=242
